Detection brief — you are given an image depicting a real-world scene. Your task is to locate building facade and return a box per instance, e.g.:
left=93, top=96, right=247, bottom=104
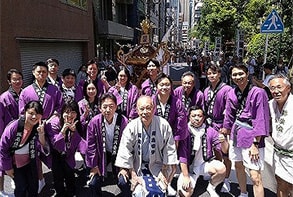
left=0, top=0, right=95, bottom=91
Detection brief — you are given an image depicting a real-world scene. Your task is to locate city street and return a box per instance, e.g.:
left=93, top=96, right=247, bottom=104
left=3, top=137, right=277, bottom=197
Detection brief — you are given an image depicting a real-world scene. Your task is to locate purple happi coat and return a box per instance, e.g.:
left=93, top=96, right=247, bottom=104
left=0, top=102, right=5, bottom=135
left=223, top=85, right=270, bottom=148
left=174, top=86, right=204, bottom=110
left=18, top=83, right=63, bottom=120
left=0, top=118, right=49, bottom=171
left=0, top=88, right=20, bottom=127
left=75, top=77, right=106, bottom=102
left=141, top=78, right=157, bottom=96
left=203, top=83, right=232, bottom=131
left=86, top=113, right=128, bottom=176
left=108, top=83, right=139, bottom=119
left=187, top=124, right=221, bottom=165
left=46, top=116, right=86, bottom=169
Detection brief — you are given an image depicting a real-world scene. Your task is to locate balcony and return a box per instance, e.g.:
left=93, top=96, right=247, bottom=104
left=96, top=20, right=134, bottom=40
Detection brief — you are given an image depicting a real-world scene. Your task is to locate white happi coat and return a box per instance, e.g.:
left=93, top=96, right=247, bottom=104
left=115, top=115, right=177, bottom=177
left=269, top=93, right=293, bottom=184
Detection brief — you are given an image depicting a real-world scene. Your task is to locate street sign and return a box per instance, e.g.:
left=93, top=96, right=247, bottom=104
left=261, top=9, right=284, bottom=33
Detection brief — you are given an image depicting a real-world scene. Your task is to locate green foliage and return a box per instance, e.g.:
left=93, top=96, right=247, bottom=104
left=191, top=0, right=292, bottom=61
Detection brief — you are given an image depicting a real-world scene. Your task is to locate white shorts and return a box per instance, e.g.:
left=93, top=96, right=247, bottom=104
left=274, top=152, right=293, bottom=184
left=229, top=141, right=264, bottom=171
left=177, top=160, right=224, bottom=190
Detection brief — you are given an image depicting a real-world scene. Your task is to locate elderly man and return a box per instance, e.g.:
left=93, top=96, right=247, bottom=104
left=268, top=74, right=293, bottom=196
left=174, top=71, right=204, bottom=111
left=115, top=95, right=177, bottom=196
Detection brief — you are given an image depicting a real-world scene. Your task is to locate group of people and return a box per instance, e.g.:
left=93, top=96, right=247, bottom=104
left=0, top=57, right=292, bottom=197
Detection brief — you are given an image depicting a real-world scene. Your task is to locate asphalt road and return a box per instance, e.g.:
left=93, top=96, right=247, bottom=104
left=3, top=137, right=277, bottom=197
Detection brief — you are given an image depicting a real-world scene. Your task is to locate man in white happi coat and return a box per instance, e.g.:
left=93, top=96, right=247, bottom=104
left=115, top=95, right=178, bottom=196
left=268, top=74, right=293, bottom=196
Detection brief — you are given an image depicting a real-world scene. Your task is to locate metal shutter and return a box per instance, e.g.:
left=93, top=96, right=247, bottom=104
left=20, top=42, right=83, bottom=87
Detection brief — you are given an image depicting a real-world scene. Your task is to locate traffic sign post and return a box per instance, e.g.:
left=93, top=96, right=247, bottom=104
left=261, top=9, right=285, bottom=64
left=261, top=9, right=284, bottom=33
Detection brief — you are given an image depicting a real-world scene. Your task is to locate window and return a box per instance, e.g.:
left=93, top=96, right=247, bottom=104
left=61, top=0, right=87, bottom=10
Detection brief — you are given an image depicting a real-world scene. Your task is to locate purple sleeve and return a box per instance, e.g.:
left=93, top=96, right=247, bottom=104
left=75, top=80, right=85, bottom=102
left=250, top=88, right=270, bottom=138
left=54, top=88, right=64, bottom=115
left=177, top=134, right=190, bottom=164
left=173, top=98, right=188, bottom=141
left=223, top=89, right=237, bottom=130
left=85, top=116, right=100, bottom=168
left=128, top=85, right=139, bottom=119
left=0, top=101, right=4, bottom=136
left=0, top=120, right=18, bottom=171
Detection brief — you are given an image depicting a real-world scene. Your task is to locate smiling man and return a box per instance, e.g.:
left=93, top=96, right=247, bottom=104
left=268, top=74, right=293, bottom=197
left=86, top=92, right=128, bottom=196
left=222, top=64, right=270, bottom=197
left=174, top=71, right=204, bottom=111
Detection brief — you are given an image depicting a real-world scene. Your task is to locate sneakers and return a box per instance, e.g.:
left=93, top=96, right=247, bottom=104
left=238, top=192, right=248, bottom=197
left=0, top=191, right=14, bottom=197
left=220, top=178, right=231, bottom=193
left=167, top=184, right=177, bottom=196
left=38, top=178, right=46, bottom=194
left=206, top=183, right=219, bottom=197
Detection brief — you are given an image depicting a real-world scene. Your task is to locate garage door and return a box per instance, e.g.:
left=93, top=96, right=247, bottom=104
left=20, top=42, right=84, bottom=87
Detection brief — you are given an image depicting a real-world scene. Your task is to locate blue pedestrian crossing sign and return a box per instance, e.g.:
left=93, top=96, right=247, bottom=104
left=261, top=10, right=284, bottom=33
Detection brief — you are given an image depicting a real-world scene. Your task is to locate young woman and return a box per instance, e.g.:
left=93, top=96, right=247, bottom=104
left=108, top=68, right=139, bottom=120
left=47, top=101, right=86, bottom=197
left=141, top=59, right=161, bottom=96
left=0, top=101, right=49, bottom=197
left=78, top=80, right=100, bottom=138
left=153, top=73, right=189, bottom=195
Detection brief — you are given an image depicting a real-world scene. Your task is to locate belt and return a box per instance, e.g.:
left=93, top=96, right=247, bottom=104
left=235, top=119, right=253, bottom=130
left=274, top=144, right=293, bottom=158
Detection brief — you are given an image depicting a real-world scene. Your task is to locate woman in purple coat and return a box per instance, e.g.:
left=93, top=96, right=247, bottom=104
left=0, top=101, right=49, bottom=197
left=141, top=59, right=161, bottom=96
left=108, top=67, right=139, bottom=120
left=47, top=101, right=86, bottom=197
left=86, top=93, right=128, bottom=196
left=75, top=59, right=110, bottom=102
left=78, top=80, right=100, bottom=138
left=153, top=73, right=189, bottom=194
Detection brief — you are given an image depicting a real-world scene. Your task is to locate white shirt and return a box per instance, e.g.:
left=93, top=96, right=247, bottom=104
left=189, top=123, right=206, bottom=170
left=105, top=113, right=118, bottom=152
left=270, top=94, right=293, bottom=151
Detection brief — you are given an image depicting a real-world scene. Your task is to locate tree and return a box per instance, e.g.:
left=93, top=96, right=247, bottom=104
left=190, top=0, right=292, bottom=62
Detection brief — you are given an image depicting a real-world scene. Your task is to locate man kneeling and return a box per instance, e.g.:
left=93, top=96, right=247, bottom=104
left=115, top=96, right=178, bottom=196
left=177, top=106, right=226, bottom=197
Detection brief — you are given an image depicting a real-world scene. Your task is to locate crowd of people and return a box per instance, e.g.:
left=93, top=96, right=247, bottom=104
left=0, top=56, right=292, bottom=197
